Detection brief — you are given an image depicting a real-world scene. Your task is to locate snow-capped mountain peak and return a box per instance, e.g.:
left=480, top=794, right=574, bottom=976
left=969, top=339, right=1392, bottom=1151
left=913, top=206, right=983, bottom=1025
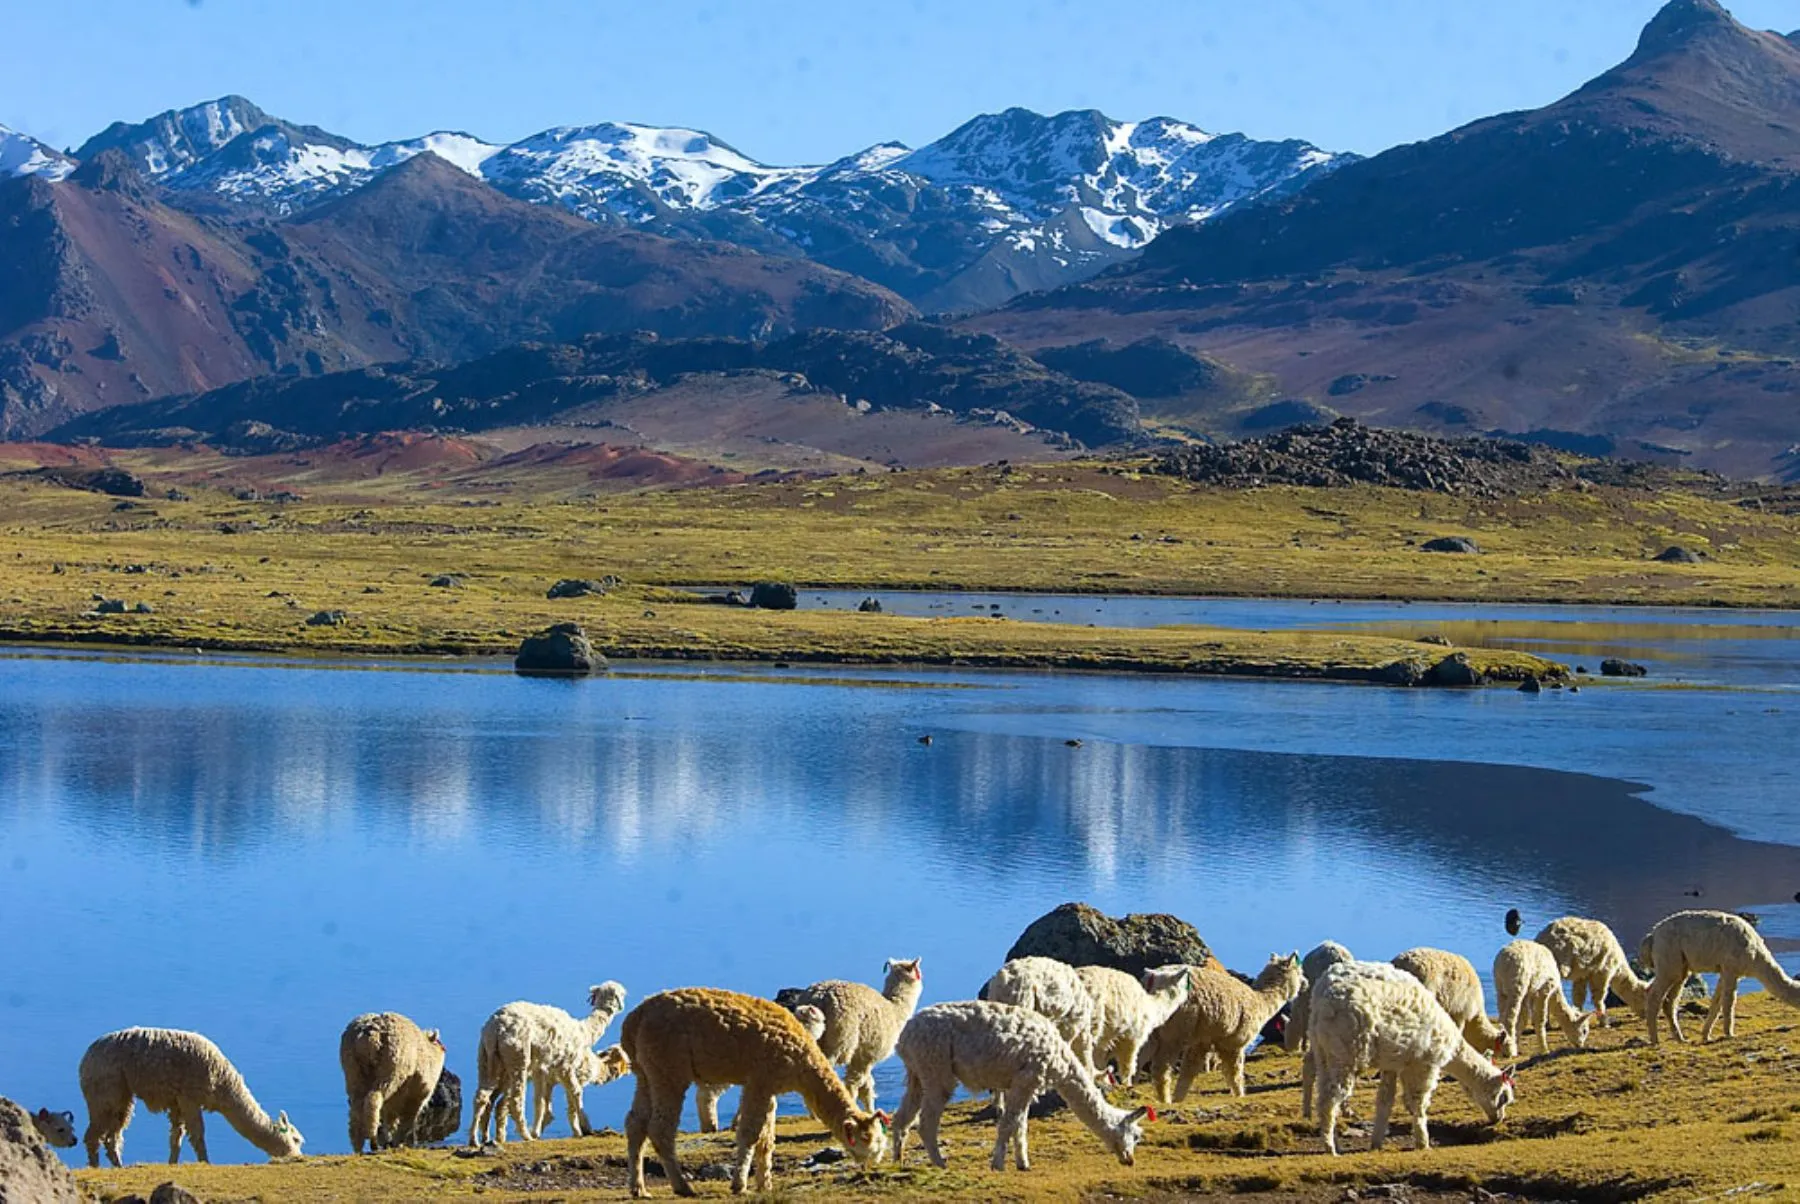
left=0, top=123, right=73, bottom=181
left=76, top=95, right=271, bottom=177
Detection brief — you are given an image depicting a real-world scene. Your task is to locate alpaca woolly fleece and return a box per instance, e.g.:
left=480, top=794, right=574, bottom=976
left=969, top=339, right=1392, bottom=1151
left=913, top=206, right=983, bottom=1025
left=468, top=981, right=627, bottom=1145
left=1493, top=940, right=1592, bottom=1057
left=775, top=957, right=922, bottom=1112
left=892, top=1000, right=1149, bottom=1172
left=1535, top=916, right=1649, bottom=1018
left=1310, top=961, right=1515, bottom=1155
left=340, top=1012, right=446, bottom=1153
left=78, top=1027, right=304, bottom=1168
left=1078, top=964, right=1189, bottom=1084
left=982, top=956, right=1098, bottom=1069
left=1640, top=910, right=1800, bottom=1045
left=697, top=1004, right=825, bottom=1134
left=620, top=987, right=887, bottom=1198
left=1391, top=947, right=1508, bottom=1054
left=1143, top=953, right=1302, bottom=1102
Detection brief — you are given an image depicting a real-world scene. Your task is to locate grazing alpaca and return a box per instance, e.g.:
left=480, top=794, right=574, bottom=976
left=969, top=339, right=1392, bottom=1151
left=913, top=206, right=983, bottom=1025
left=1492, top=940, right=1592, bottom=1057
left=468, top=982, right=628, bottom=1145
left=1535, top=916, right=1650, bottom=1021
left=982, top=956, right=1098, bottom=1070
left=1143, top=954, right=1303, bottom=1102
left=1286, top=941, right=1355, bottom=1120
left=697, top=1004, right=825, bottom=1133
left=1391, top=947, right=1508, bottom=1054
left=774, top=957, right=923, bottom=1112
left=620, top=988, right=888, bottom=1197
left=1311, top=961, right=1515, bottom=1155
left=532, top=1045, right=631, bottom=1137
left=340, top=1012, right=447, bottom=1153
left=892, top=1001, right=1149, bottom=1172
left=78, top=1027, right=305, bottom=1167
left=1641, top=910, right=1800, bottom=1045
left=31, top=1107, right=78, bottom=1148
left=1077, top=965, right=1190, bottom=1086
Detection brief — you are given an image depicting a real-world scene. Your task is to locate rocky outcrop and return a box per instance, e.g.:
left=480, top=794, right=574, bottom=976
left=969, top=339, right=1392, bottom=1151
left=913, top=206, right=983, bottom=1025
left=1001, top=902, right=1211, bottom=979
left=0, top=1096, right=79, bottom=1203
left=514, top=622, right=605, bottom=676
left=750, top=581, right=799, bottom=611
left=547, top=578, right=606, bottom=599
left=1654, top=545, right=1703, bottom=563
left=1601, top=658, right=1649, bottom=677
left=1423, top=652, right=1485, bottom=687
left=413, top=1067, right=461, bottom=1145
left=1421, top=536, right=1481, bottom=554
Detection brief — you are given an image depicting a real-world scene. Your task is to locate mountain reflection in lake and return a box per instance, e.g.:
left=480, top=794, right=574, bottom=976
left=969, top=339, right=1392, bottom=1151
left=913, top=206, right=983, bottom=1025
left=2, top=643, right=1796, bottom=1161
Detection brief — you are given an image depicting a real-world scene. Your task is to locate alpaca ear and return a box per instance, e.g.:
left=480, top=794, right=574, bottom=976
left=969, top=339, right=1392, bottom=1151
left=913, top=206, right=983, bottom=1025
left=34, top=1108, right=48, bottom=1120
left=843, top=1120, right=859, bottom=1146
left=60, top=1110, right=74, bottom=1124
left=1128, top=1105, right=1154, bottom=1123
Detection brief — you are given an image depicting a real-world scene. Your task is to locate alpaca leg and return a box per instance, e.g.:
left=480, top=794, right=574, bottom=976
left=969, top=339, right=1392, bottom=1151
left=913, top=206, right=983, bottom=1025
left=1537, top=992, right=1554, bottom=1054
left=648, top=1087, right=694, bottom=1198
left=184, top=1107, right=209, bottom=1163
left=918, top=1086, right=953, bottom=1169
left=1702, top=974, right=1733, bottom=1043
left=1319, top=1068, right=1353, bottom=1156
left=1400, top=1065, right=1439, bottom=1151
left=1118, top=1039, right=1143, bottom=1091
left=1150, top=1049, right=1176, bottom=1106
left=1007, top=1085, right=1033, bottom=1171
left=1228, top=1044, right=1249, bottom=1097
left=847, top=1056, right=877, bottom=1113
left=696, top=1083, right=721, bottom=1134
left=1172, top=1042, right=1205, bottom=1102
left=1369, top=1071, right=1397, bottom=1151
left=504, top=1070, right=533, bottom=1143
left=890, top=1071, right=923, bottom=1164
left=1591, top=973, right=1610, bottom=1023
left=85, top=1100, right=128, bottom=1169
left=730, top=1085, right=772, bottom=1194
left=1725, top=973, right=1743, bottom=1037
left=352, top=1089, right=382, bottom=1153
left=1301, top=1046, right=1317, bottom=1119
left=1501, top=994, right=1524, bottom=1060
left=562, top=1071, right=590, bottom=1138
left=1646, top=972, right=1678, bottom=1046
left=1570, top=977, right=1589, bottom=1010
left=625, top=1082, right=651, bottom=1199
left=752, top=1094, right=779, bottom=1193
left=167, top=1111, right=186, bottom=1165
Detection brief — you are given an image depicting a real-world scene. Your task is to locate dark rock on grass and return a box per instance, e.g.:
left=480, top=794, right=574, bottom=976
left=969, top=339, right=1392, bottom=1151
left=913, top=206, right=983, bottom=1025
left=28, top=465, right=147, bottom=498
left=0, top=1096, right=80, bottom=1202
left=149, top=1184, right=201, bottom=1204
left=750, top=581, right=798, bottom=610
left=1377, top=658, right=1428, bottom=686
left=857, top=596, right=883, bottom=613
left=1423, top=652, right=1485, bottom=687
left=1601, top=658, right=1648, bottom=677
left=428, top=574, right=462, bottom=588
left=413, top=1068, right=461, bottom=1145
left=305, top=610, right=348, bottom=627
left=1416, top=634, right=1452, bottom=646
left=93, top=598, right=127, bottom=614
left=1004, top=902, right=1211, bottom=979
left=1654, top=545, right=1704, bottom=563
left=547, top=578, right=606, bottom=599
left=515, top=622, right=605, bottom=676
left=1421, top=535, right=1481, bottom=554
left=132, top=601, right=154, bottom=614
left=700, top=590, right=748, bottom=606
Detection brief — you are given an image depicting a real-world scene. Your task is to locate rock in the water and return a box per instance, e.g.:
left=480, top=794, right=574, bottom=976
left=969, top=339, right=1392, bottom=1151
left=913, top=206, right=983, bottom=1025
left=1420, top=536, right=1481, bottom=554
left=305, top=610, right=348, bottom=627
left=750, top=581, right=798, bottom=610
left=547, top=578, right=605, bottom=600
left=1601, top=658, right=1648, bottom=678
left=1654, top=545, right=1703, bottom=563
left=1377, top=658, right=1427, bottom=686
left=1518, top=676, right=1542, bottom=693
left=413, top=1068, right=462, bottom=1145
left=857, top=597, right=883, bottom=613
left=0, top=1096, right=80, bottom=1203
left=515, top=623, right=605, bottom=676
left=1423, top=652, right=1485, bottom=687
left=1003, top=902, right=1211, bottom=979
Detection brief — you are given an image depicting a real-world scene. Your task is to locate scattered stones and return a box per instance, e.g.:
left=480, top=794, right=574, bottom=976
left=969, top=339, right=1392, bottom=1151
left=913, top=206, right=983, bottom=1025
left=514, top=622, right=605, bottom=676
left=428, top=574, right=462, bottom=589
left=1003, top=902, right=1211, bottom=979
left=93, top=598, right=128, bottom=614
left=547, top=578, right=605, bottom=599
left=856, top=596, right=883, bottom=613
left=1654, top=545, right=1704, bottom=563
left=1421, top=536, right=1482, bottom=554
left=0, top=1096, right=80, bottom=1203
left=132, top=601, right=155, bottom=614
left=750, top=581, right=798, bottom=610
left=1423, top=652, right=1485, bottom=687
left=305, top=610, right=348, bottom=627
left=1601, top=658, right=1648, bottom=677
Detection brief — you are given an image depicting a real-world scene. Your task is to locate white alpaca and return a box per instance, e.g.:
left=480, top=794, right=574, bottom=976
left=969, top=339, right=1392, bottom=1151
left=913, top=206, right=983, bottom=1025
left=891, top=1001, right=1149, bottom=1172
left=339, top=1012, right=446, bottom=1153
left=31, top=1107, right=78, bottom=1149
left=1286, top=941, right=1355, bottom=1120
left=1535, top=916, right=1649, bottom=1021
left=983, top=956, right=1097, bottom=1069
left=1492, top=940, right=1592, bottom=1057
left=696, top=1003, right=826, bottom=1133
left=468, top=981, right=628, bottom=1145
left=1077, top=964, right=1190, bottom=1084
left=79, top=1027, right=305, bottom=1167
left=1141, top=953, right=1303, bottom=1102
left=774, top=957, right=923, bottom=1113
left=1391, top=947, right=1508, bottom=1054
left=1640, top=910, right=1800, bottom=1045
left=1310, top=962, right=1515, bottom=1155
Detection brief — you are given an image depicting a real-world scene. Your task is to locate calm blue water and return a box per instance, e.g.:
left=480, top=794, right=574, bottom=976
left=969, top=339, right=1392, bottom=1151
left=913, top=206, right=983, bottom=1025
left=3, top=598, right=1799, bottom=1165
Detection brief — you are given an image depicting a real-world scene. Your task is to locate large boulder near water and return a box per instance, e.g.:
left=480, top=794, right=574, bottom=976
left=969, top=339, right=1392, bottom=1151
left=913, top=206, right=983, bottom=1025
left=750, top=581, right=798, bottom=610
left=514, top=623, right=605, bottom=676
left=0, top=1096, right=80, bottom=1203
left=1601, top=658, right=1648, bottom=677
left=1002, top=902, right=1211, bottom=978
left=413, top=1067, right=462, bottom=1145
left=1423, top=652, right=1485, bottom=687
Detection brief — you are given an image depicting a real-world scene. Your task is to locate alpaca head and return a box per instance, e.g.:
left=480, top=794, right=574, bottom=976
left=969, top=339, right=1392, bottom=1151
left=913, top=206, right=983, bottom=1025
left=426, top=1028, right=445, bottom=1052
left=31, top=1108, right=76, bottom=1149
left=581, top=1044, right=632, bottom=1088
left=588, top=981, right=628, bottom=1017
left=884, top=958, right=923, bottom=991
left=840, top=1109, right=890, bottom=1165
left=1567, top=1010, right=1596, bottom=1048
left=1142, top=965, right=1190, bottom=999
left=271, top=1111, right=305, bottom=1159
left=1255, top=952, right=1305, bottom=1000
left=1108, top=1105, right=1154, bottom=1166
left=792, top=1004, right=828, bottom=1042
left=1482, top=1069, right=1517, bottom=1125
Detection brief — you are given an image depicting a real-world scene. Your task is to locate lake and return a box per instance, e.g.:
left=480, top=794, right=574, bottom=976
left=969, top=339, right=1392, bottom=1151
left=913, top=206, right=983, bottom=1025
left=3, top=597, right=1799, bottom=1165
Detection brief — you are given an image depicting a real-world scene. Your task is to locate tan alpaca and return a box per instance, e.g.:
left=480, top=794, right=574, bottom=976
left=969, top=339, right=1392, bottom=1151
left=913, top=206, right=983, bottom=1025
left=1391, top=947, right=1508, bottom=1054
left=1143, top=953, right=1302, bottom=1102
left=339, top=1012, right=446, bottom=1153
left=621, top=988, right=888, bottom=1197
left=1641, top=910, right=1800, bottom=1045
left=1535, top=916, right=1650, bottom=1020
left=1492, top=940, right=1592, bottom=1057
left=696, top=1003, right=826, bottom=1133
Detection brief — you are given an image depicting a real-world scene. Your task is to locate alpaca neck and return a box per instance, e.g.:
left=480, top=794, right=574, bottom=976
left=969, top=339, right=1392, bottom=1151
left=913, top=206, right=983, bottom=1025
left=1443, top=1038, right=1504, bottom=1096
left=1608, top=965, right=1649, bottom=1010
left=211, top=1074, right=287, bottom=1157
left=796, top=1050, right=862, bottom=1126
left=1748, top=942, right=1800, bottom=1006
left=581, top=1006, right=618, bottom=1047
left=884, top=975, right=923, bottom=1018
left=1046, top=1041, right=1128, bottom=1141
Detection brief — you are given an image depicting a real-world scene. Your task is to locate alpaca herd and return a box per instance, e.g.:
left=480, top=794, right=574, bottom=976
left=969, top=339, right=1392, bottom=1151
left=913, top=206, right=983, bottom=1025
left=45, top=906, right=1800, bottom=1198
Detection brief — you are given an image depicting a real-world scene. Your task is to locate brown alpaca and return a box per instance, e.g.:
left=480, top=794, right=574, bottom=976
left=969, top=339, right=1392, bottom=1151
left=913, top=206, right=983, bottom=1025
left=620, top=988, right=888, bottom=1197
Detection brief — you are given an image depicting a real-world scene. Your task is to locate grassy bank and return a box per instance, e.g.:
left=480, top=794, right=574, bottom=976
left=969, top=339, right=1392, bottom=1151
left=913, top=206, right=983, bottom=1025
left=76, top=995, right=1800, bottom=1202
left=1, top=457, right=1796, bottom=674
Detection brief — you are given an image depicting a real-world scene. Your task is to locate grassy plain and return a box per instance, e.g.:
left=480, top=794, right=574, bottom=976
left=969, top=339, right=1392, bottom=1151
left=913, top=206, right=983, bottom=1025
left=1, top=455, right=1798, bottom=676
left=76, top=995, right=1800, bottom=1203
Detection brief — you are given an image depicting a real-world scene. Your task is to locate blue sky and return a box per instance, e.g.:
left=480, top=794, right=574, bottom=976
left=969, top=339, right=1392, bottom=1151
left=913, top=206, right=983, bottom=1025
left=5, top=1, right=1795, bottom=163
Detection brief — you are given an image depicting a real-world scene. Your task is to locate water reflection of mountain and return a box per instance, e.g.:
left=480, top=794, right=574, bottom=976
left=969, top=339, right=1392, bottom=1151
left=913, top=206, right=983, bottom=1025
left=5, top=672, right=1795, bottom=952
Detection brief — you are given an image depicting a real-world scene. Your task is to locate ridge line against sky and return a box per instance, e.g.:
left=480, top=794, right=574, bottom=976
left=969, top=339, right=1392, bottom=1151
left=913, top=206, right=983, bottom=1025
left=3, top=0, right=1796, bottom=166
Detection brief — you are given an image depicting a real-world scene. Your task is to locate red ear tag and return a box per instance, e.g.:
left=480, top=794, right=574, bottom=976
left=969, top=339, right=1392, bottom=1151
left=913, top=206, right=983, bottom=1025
left=1146, top=1106, right=1158, bottom=1123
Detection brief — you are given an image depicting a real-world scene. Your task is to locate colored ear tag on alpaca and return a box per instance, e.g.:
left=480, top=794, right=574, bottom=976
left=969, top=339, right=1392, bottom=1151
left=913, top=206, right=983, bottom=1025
left=1499, top=1069, right=1516, bottom=1088
left=1146, top=1106, right=1158, bottom=1123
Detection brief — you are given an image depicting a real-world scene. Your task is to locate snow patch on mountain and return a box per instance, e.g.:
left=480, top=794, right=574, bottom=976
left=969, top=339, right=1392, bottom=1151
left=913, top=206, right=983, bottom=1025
left=0, top=124, right=72, bottom=181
